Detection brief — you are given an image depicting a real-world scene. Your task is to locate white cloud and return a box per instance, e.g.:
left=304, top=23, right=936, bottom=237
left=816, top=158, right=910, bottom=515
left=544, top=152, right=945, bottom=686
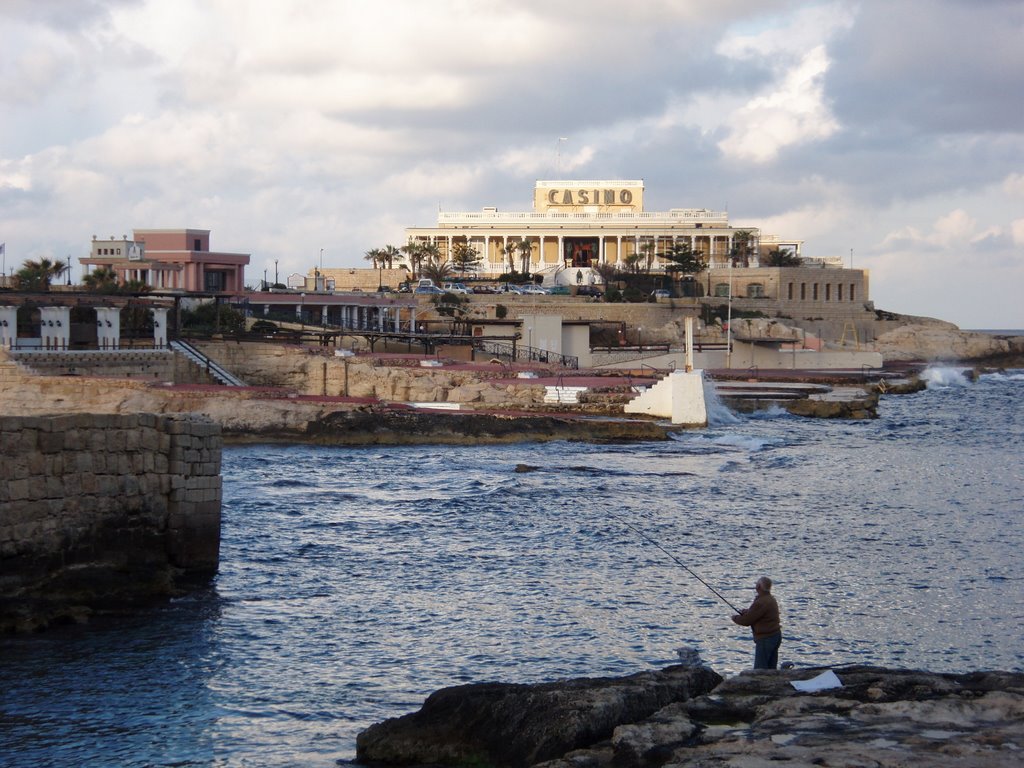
left=717, top=45, right=838, bottom=163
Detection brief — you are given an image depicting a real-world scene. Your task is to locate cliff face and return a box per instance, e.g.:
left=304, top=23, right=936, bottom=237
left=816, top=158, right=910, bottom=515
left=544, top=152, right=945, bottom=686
left=874, top=324, right=1024, bottom=363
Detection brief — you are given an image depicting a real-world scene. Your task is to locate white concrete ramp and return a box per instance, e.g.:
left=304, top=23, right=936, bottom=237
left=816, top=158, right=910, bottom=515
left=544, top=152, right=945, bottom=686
left=624, top=369, right=708, bottom=427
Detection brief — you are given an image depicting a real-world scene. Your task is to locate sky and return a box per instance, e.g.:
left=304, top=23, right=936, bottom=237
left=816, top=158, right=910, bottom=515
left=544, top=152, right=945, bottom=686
left=1, top=0, right=1022, bottom=329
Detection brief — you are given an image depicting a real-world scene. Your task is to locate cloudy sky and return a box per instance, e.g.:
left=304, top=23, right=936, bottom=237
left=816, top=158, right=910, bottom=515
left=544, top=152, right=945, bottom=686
left=1, top=0, right=1022, bottom=328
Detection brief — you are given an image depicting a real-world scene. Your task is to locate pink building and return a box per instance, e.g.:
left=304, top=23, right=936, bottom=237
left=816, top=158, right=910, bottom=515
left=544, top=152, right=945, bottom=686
left=80, top=229, right=250, bottom=293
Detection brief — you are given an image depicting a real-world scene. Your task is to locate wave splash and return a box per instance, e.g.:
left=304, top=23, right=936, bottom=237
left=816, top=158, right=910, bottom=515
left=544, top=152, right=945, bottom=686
left=922, top=366, right=972, bottom=389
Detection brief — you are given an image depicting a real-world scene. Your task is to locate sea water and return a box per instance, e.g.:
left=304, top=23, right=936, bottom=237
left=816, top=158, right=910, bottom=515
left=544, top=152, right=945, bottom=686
left=2, top=367, right=1022, bottom=767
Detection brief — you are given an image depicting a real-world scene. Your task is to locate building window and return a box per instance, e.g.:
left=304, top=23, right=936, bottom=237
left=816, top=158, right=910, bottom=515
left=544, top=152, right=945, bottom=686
left=787, top=282, right=794, bottom=300
left=837, top=284, right=843, bottom=301
left=850, top=283, right=856, bottom=301
left=813, top=283, right=819, bottom=301
left=204, top=271, right=225, bottom=291
left=746, top=283, right=765, bottom=298
left=194, top=238, right=202, bottom=251
left=825, top=284, right=831, bottom=301
left=800, top=283, right=806, bottom=300
left=714, top=283, right=730, bottom=297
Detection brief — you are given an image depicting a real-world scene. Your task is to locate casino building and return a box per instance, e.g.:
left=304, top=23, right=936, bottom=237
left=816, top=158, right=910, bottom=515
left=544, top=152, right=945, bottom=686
left=405, top=180, right=804, bottom=282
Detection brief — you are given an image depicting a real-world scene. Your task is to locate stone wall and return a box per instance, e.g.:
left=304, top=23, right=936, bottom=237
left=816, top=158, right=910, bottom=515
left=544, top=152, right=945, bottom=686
left=0, top=413, right=222, bottom=631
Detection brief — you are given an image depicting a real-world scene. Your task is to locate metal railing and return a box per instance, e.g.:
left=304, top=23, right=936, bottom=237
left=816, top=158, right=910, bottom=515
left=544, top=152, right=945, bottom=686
left=170, top=340, right=246, bottom=386
left=474, top=339, right=579, bottom=369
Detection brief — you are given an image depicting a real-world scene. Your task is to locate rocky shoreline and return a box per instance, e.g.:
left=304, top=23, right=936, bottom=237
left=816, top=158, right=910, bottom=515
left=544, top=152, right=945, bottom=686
left=355, top=661, right=1024, bottom=767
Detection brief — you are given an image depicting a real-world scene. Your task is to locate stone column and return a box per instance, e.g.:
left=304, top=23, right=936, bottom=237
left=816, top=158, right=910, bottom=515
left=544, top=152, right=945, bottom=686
left=0, top=306, right=18, bottom=349
left=152, top=307, right=169, bottom=347
left=95, top=307, right=121, bottom=349
left=40, top=306, right=71, bottom=348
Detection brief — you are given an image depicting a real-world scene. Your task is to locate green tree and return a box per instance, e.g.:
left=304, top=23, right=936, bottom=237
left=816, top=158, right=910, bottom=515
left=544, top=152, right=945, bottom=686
left=451, top=242, right=481, bottom=277
left=15, top=257, right=69, bottom=291
left=180, top=300, right=246, bottom=333
left=381, top=244, right=402, bottom=269
left=730, top=230, right=756, bottom=267
left=515, top=238, right=533, bottom=274
left=83, top=266, right=120, bottom=293
left=764, top=248, right=802, bottom=267
left=421, top=260, right=454, bottom=285
left=401, top=242, right=427, bottom=279
left=503, top=240, right=519, bottom=274
left=663, top=241, right=708, bottom=276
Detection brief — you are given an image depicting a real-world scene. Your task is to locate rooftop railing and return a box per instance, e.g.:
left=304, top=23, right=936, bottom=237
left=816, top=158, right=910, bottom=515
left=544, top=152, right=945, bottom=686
left=434, top=209, right=730, bottom=225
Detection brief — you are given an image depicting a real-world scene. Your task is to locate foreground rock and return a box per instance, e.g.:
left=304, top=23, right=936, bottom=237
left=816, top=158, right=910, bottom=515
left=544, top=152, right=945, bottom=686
left=355, top=665, right=723, bottom=767
left=356, top=665, right=1024, bottom=768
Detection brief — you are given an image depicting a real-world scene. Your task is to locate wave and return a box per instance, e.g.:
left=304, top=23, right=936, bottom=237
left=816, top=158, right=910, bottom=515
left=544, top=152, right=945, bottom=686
left=921, top=366, right=972, bottom=389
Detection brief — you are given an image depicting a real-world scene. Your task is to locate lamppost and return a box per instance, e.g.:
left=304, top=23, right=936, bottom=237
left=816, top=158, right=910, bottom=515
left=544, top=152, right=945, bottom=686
left=726, top=255, right=733, bottom=369
left=274, top=259, right=279, bottom=286
left=637, top=326, right=642, bottom=350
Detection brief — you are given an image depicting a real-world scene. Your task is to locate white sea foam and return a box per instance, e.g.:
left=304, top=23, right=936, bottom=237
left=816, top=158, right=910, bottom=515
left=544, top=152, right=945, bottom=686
left=921, top=366, right=972, bottom=389
left=703, top=378, right=742, bottom=426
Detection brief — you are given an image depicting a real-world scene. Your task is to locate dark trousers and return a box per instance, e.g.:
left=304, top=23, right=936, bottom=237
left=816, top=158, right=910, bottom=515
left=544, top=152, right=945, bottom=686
left=754, top=632, right=782, bottom=669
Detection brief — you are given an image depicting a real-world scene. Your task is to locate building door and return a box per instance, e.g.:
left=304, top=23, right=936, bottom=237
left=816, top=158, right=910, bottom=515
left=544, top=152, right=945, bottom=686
left=563, top=238, right=598, bottom=268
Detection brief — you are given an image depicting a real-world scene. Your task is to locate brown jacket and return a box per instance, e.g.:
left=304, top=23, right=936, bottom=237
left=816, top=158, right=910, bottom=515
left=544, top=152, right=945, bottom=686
left=732, top=593, right=781, bottom=639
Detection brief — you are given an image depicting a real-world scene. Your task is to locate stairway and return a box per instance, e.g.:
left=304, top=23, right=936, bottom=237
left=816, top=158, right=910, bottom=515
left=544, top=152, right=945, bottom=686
left=169, top=340, right=246, bottom=387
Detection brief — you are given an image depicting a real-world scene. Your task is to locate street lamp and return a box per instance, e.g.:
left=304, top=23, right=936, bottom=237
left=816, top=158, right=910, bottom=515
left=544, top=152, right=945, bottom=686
left=637, top=326, right=642, bottom=350
left=726, top=255, right=733, bottom=369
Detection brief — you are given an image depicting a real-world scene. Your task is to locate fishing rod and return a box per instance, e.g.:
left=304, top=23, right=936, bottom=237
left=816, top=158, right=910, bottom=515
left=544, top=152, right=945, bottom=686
left=605, top=509, right=743, bottom=614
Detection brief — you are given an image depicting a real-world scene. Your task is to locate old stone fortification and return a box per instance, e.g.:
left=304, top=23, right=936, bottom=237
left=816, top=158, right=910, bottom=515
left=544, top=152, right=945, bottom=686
left=0, top=412, right=222, bottom=632
left=0, top=349, right=217, bottom=384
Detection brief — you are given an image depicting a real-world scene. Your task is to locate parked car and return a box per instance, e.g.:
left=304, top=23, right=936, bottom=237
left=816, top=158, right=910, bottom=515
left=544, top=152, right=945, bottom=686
left=519, top=284, right=550, bottom=295
left=652, top=289, right=672, bottom=299
left=415, top=278, right=436, bottom=290
left=547, top=285, right=571, bottom=295
left=414, top=285, right=445, bottom=294
left=442, top=282, right=472, bottom=294
left=497, top=283, right=525, bottom=294
left=576, top=285, right=602, bottom=297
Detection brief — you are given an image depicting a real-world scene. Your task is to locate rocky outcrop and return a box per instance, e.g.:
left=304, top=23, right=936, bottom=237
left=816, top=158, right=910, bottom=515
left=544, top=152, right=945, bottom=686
left=356, top=665, right=724, bottom=767
left=785, top=386, right=879, bottom=419
left=234, top=407, right=672, bottom=445
left=356, top=664, right=1024, bottom=768
left=874, top=324, right=1024, bottom=363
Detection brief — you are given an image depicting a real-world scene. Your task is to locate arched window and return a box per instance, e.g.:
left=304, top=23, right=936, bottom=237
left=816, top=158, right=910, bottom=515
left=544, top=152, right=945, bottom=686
left=747, top=283, right=765, bottom=298
left=714, top=283, right=730, bottom=297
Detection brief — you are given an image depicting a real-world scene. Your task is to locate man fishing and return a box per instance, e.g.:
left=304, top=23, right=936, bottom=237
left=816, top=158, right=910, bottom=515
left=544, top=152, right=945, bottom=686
left=731, top=576, right=782, bottom=669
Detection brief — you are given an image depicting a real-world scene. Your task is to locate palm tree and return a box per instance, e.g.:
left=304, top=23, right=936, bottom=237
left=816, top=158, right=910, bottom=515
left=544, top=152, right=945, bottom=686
left=420, top=242, right=442, bottom=267
left=364, top=248, right=383, bottom=268
left=503, top=241, right=518, bottom=274
left=15, top=257, right=69, bottom=291
left=421, top=260, right=454, bottom=286
left=730, top=230, right=756, bottom=267
left=764, top=248, right=802, bottom=267
left=401, top=242, right=426, bottom=279
left=83, top=266, right=120, bottom=293
left=515, top=238, right=533, bottom=275
left=381, top=245, right=402, bottom=269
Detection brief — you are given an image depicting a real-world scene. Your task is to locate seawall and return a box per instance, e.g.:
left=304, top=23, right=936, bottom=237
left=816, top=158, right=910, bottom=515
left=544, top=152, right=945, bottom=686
left=0, top=413, right=222, bottom=632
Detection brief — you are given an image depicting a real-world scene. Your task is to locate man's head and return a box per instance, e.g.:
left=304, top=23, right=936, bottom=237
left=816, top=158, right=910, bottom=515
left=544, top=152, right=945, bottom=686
left=756, top=577, right=772, bottom=594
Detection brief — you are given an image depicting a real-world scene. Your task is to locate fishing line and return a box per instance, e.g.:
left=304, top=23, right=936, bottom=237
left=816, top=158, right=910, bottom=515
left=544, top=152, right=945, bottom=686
left=604, top=509, right=742, bottom=614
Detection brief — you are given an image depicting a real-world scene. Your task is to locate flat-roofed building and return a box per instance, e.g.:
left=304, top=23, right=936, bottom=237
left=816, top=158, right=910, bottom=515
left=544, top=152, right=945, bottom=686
left=405, top=180, right=802, bottom=281
left=80, top=229, right=249, bottom=292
